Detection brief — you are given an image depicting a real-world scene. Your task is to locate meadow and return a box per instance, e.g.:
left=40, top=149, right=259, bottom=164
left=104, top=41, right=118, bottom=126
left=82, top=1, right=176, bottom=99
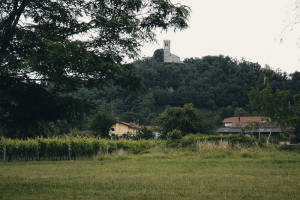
left=0, top=144, right=300, bottom=200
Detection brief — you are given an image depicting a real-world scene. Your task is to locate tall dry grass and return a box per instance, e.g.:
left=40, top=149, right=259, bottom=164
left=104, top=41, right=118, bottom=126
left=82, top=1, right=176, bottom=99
left=195, top=140, right=234, bottom=153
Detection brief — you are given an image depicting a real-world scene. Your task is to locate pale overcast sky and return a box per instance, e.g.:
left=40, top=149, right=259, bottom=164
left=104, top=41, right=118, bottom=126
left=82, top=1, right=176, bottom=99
left=141, top=0, right=300, bottom=74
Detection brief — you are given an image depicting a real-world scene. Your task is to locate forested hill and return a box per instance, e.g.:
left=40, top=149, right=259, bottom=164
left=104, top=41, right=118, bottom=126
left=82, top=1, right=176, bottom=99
left=76, top=55, right=299, bottom=128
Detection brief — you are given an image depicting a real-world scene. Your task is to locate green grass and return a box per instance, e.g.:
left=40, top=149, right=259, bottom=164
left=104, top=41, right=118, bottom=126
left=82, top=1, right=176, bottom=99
left=0, top=148, right=300, bottom=200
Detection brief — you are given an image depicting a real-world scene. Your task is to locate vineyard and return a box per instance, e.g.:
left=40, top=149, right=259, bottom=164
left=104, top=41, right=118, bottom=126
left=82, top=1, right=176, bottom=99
left=0, top=135, right=257, bottom=161
left=0, top=137, right=157, bottom=161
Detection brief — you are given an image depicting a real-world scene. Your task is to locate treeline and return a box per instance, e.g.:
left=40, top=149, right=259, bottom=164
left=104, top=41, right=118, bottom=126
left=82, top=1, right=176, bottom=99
left=2, top=54, right=299, bottom=138
left=73, top=55, right=299, bottom=129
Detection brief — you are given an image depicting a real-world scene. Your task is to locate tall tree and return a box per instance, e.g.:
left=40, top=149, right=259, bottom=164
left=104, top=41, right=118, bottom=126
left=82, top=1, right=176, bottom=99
left=0, top=0, right=190, bottom=137
left=248, top=86, right=293, bottom=128
left=291, top=94, right=300, bottom=141
left=248, top=86, right=300, bottom=143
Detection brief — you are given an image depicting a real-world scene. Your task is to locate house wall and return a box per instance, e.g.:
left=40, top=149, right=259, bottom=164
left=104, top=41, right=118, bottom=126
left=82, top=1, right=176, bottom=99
left=109, top=123, right=138, bottom=136
left=225, top=122, right=232, bottom=127
left=164, top=53, right=181, bottom=63
left=231, top=122, right=246, bottom=128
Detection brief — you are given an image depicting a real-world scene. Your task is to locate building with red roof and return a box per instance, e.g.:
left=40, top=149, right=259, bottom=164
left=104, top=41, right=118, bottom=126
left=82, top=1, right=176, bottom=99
left=216, top=116, right=282, bottom=135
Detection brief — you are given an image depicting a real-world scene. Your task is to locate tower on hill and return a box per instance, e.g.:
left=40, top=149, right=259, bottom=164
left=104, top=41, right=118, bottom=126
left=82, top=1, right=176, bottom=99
left=163, top=40, right=181, bottom=63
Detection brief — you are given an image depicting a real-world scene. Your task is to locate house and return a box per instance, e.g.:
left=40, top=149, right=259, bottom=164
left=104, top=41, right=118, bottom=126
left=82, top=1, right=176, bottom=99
left=109, top=121, right=141, bottom=136
left=216, top=116, right=282, bottom=136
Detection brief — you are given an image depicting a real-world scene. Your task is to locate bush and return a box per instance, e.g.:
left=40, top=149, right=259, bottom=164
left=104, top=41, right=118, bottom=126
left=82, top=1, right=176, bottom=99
left=152, top=49, right=164, bottom=62
left=167, top=130, right=183, bottom=140
left=137, top=127, right=155, bottom=140
left=153, top=103, right=210, bottom=137
left=179, top=134, right=257, bottom=148
left=88, top=111, right=115, bottom=138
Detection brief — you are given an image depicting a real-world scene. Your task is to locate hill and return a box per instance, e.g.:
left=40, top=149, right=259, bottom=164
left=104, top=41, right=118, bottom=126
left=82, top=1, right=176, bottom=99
left=72, top=55, right=299, bottom=130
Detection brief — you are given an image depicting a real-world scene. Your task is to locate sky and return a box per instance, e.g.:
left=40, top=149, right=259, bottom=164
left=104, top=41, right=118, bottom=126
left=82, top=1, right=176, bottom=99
left=140, top=0, right=300, bottom=74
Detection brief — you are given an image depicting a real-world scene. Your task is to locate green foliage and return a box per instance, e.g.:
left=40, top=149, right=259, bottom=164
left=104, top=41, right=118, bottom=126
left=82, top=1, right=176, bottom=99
left=119, top=112, right=140, bottom=123
left=153, top=103, right=208, bottom=136
left=234, top=107, right=248, bottom=117
left=0, top=80, right=91, bottom=138
left=279, top=144, right=300, bottom=151
left=59, top=54, right=300, bottom=136
left=249, top=87, right=300, bottom=142
left=0, top=137, right=157, bottom=161
left=167, top=129, right=183, bottom=140
left=0, top=0, right=190, bottom=138
left=249, top=86, right=299, bottom=129
left=136, top=127, right=155, bottom=140
left=88, top=112, right=115, bottom=138
left=243, top=121, right=263, bottom=132
left=293, top=94, right=300, bottom=142
left=0, top=134, right=257, bottom=161
left=87, top=56, right=297, bottom=128
left=179, top=134, right=257, bottom=148
left=287, top=72, right=300, bottom=95
left=153, top=49, right=164, bottom=62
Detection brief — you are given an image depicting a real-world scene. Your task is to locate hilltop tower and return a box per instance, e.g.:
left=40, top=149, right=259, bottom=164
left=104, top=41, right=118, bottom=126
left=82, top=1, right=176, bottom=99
left=163, top=40, right=171, bottom=58
left=163, top=40, right=181, bottom=63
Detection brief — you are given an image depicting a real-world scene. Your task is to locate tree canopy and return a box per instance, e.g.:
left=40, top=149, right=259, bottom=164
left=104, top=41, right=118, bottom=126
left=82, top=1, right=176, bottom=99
left=153, top=49, right=164, bottom=62
left=88, top=111, right=115, bottom=138
left=248, top=86, right=300, bottom=134
left=0, top=0, right=190, bottom=138
left=73, top=55, right=299, bottom=132
left=153, top=103, right=210, bottom=137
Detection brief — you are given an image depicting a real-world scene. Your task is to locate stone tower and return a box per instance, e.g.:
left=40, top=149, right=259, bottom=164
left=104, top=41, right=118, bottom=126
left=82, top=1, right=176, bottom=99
left=163, top=40, right=171, bottom=58
left=163, top=40, right=181, bottom=63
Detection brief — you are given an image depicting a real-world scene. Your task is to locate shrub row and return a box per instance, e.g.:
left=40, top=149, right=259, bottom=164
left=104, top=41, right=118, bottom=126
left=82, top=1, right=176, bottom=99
left=0, top=135, right=257, bottom=161
left=174, top=134, right=257, bottom=148
left=0, top=137, right=156, bottom=161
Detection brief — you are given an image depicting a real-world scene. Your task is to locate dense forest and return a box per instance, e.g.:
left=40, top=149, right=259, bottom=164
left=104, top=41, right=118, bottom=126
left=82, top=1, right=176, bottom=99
left=69, top=52, right=300, bottom=132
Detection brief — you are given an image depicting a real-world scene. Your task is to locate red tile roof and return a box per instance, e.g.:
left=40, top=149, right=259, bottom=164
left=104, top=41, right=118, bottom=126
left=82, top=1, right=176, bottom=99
left=223, top=116, right=266, bottom=123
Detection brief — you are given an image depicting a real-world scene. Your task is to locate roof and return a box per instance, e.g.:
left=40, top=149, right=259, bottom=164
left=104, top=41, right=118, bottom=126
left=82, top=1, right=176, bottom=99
left=118, top=121, right=141, bottom=130
left=223, top=116, right=266, bottom=123
left=216, top=127, right=282, bottom=134
left=216, top=128, right=242, bottom=134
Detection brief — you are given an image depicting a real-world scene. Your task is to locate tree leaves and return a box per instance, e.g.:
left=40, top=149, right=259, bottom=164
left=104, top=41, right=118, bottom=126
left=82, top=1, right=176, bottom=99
left=0, top=0, right=190, bottom=137
left=1, top=0, right=190, bottom=87
left=153, top=103, right=208, bottom=136
left=248, top=85, right=299, bottom=129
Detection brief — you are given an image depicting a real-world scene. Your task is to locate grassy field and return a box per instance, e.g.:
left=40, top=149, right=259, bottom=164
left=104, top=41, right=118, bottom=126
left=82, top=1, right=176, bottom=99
left=0, top=147, right=300, bottom=200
